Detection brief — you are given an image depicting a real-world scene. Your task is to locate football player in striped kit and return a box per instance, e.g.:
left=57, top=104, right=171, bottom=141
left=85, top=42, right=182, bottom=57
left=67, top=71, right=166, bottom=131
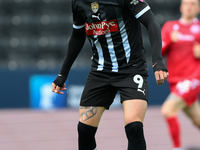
left=52, top=0, right=168, bottom=149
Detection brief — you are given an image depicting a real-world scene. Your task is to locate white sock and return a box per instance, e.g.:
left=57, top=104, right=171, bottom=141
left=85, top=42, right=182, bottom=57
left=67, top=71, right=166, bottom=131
left=93, top=148, right=97, bottom=150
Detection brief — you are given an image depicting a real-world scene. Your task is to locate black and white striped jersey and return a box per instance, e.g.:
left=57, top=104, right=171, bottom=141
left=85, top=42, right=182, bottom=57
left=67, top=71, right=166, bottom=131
left=72, top=0, right=150, bottom=75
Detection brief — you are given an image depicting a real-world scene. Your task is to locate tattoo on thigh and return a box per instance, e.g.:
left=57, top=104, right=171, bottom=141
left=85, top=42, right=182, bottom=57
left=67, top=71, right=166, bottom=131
left=80, top=106, right=98, bottom=122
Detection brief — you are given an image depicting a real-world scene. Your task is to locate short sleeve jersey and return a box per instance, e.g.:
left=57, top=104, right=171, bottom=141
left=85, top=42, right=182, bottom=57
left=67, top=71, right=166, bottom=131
left=161, top=19, right=200, bottom=83
left=72, top=0, right=151, bottom=75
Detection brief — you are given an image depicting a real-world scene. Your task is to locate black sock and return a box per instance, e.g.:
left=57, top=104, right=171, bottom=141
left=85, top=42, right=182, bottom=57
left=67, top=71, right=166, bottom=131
left=125, top=121, right=146, bottom=150
left=78, top=121, right=97, bottom=150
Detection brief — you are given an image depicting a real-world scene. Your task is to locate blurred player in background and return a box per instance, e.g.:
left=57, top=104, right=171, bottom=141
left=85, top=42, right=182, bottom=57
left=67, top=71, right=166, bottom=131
left=161, top=0, right=200, bottom=150
left=52, top=0, right=168, bottom=149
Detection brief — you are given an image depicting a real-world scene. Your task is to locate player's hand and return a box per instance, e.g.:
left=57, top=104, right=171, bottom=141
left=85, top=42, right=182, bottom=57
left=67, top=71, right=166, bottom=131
left=193, top=42, right=200, bottom=59
left=52, top=74, right=67, bottom=94
left=154, top=70, right=169, bottom=85
left=170, top=31, right=179, bottom=43
left=152, top=60, right=168, bottom=85
left=52, top=83, right=66, bottom=94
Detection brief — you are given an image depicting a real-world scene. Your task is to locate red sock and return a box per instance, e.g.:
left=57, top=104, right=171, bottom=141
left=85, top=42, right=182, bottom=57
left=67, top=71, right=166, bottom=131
left=166, top=116, right=181, bottom=148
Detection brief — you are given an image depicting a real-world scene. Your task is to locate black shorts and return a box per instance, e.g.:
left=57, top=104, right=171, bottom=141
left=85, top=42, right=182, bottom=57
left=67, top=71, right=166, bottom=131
left=80, top=70, right=148, bottom=109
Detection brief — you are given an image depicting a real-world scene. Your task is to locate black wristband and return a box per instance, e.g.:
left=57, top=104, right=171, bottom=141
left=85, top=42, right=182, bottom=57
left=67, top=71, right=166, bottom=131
left=53, top=74, right=67, bottom=87
left=152, top=61, right=168, bottom=72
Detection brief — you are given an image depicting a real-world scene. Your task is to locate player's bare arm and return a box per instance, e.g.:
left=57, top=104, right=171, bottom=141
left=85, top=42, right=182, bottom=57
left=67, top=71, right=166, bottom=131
left=193, top=42, right=200, bottom=58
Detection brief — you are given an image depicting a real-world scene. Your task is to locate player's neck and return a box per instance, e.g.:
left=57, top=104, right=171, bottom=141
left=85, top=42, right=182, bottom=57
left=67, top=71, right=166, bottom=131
left=180, top=17, right=197, bottom=25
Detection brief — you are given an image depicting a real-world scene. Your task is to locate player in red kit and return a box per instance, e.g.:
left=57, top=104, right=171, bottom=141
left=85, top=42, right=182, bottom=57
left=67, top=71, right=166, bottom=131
left=161, top=0, right=200, bottom=150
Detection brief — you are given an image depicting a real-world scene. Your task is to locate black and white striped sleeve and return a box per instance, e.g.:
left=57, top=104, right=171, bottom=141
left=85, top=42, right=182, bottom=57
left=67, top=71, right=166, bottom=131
left=72, top=0, right=85, bottom=29
left=124, top=0, right=150, bottom=19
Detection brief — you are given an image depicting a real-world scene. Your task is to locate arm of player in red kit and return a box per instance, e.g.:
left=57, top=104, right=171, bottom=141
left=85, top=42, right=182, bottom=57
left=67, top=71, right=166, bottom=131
left=138, top=9, right=169, bottom=85
left=161, top=22, right=173, bottom=55
left=193, top=41, right=200, bottom=59
left=52, top=27, right=86, bottom=94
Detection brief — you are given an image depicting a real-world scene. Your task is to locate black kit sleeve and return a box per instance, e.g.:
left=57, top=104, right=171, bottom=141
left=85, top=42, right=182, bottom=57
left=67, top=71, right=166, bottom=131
left=124, top=0, right=168, bottom=72
left=53, top=0, right=86, bottom=87
left=138, top=10, right=168, bottom=72
left=53, top=28, right=86, bottom=87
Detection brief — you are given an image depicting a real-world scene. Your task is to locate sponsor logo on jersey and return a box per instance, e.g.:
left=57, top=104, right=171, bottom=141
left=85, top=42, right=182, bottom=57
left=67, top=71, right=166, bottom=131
left=172, top=24, right=196, bottom=41
left=91, top=2, right=99, bottom=13
left=130, top=0, right=143, bottom=5
left=178, top=33, right=195, bottom=41
left=85, top=19, right=119, bottom=36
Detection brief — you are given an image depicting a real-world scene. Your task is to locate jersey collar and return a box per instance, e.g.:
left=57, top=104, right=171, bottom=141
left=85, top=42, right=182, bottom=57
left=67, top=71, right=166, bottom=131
left=179, top=18, right=198, bottom=25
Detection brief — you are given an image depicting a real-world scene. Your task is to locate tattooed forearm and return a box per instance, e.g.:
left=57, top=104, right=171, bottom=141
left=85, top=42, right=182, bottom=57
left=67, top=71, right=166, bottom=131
left=80, top=106, right=98, bottom=122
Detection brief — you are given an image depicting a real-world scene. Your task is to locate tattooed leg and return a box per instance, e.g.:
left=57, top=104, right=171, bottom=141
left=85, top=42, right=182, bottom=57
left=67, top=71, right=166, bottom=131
left=80, top=106, right=98, bottom=122
left=79, top=106, right=105, bottom=127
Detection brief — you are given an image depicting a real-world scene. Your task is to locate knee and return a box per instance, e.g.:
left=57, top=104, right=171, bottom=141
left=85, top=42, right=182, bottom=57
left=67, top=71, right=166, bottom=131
left=191, top=118, right=200, bottom=127
left=161, top=105, right=171, bottom=118
left=161, top=103, right=177, bottom=118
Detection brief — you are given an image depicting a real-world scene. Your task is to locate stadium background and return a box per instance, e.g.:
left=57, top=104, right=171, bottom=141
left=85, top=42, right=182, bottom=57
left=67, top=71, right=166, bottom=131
left=0, top=0, right=200, bottom=149
left=0, top=0, right=184, bottom=109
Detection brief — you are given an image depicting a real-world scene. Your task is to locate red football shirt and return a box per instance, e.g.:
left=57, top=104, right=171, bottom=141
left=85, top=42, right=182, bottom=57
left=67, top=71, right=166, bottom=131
left=161, top=18, right=200, bottom=84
